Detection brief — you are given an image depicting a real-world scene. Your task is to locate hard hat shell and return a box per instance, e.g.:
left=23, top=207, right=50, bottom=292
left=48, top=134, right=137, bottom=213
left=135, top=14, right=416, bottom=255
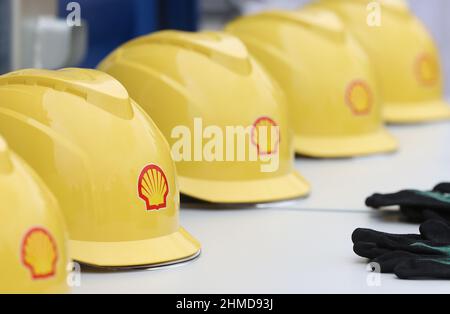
left=226, top=8, right=398, bottom=158
left=99, top=31, right=310, bottom=204
left=315, top=0, right=450, bottom=124
left=0, top=68, right=201, bottom=268
left=0, top=136, right=69, bottom=293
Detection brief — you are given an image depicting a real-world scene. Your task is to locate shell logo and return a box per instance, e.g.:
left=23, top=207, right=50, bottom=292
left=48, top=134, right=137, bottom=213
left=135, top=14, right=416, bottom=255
left=251, top=117, right=280, bottom=156
left=138, top=164, right=169, bottom=211
left=345, top=80, right=373, bottom=116
left=21, top=228, right=58, bottom=280
left=415, top=53, right=439, bottom=86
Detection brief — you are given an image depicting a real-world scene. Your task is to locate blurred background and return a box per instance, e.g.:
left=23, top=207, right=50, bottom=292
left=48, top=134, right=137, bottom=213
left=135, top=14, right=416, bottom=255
left=0, top=0, right=449, bottom=96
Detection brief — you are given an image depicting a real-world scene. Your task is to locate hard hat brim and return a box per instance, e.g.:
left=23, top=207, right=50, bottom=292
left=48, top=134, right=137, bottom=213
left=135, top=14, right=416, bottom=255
left=294, top=128, right=398, bottom=158
left=384, top=99, right=450, bottom=124
left=69, top=228, right=201, bottom=269
left=178, top=171, right=310, bottom=204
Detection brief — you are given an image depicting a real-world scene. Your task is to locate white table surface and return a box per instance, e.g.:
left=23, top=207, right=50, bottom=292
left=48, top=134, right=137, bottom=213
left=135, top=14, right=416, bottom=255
left=74, top=122, right=450, bottom=294
left=276, top=122, right=450, bottom=211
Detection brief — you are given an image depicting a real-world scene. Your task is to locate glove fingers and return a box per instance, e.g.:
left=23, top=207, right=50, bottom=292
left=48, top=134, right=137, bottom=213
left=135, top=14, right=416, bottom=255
left=353, top=242, right=392, bottom=260
left=367, top=190, right=450, bottom=212
left=366, top=191, right=413, bottom=209
left=433, top=183, right=450, bottom=194
left=400, top=207, right=426, bottom=223
left=372, top=251, right=418, bottom=274
left=421, top=210, right=450, bottom=225
left=400, top=208, right=450, bottom=225
left=420, top=220, right=450, bottom=243
left=395, top=259, right=450, bottom=280
left=399, top=208, right=450, bottom=224
left=352, top=228, right=421, bottom=246
left=352, top=228, right=441, bottom=257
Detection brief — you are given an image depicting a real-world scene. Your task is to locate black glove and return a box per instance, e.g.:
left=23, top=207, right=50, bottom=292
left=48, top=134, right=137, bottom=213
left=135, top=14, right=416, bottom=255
left=435, top=183, right=450, bottom=193
left=366, top=183, right=450, bottom=223
left=352, top=219, right=450, bottom=279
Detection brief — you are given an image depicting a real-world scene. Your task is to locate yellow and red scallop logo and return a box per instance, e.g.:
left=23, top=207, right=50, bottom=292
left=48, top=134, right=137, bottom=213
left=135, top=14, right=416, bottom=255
left=138, top=165, right=169, bottom=211
left=251, top=117, right=280, bottom=156
left=21, top=228, right=58, bottom=280
left=345, top=80, right=373, bottom=116
left=415, top=53, right=439, bottom=86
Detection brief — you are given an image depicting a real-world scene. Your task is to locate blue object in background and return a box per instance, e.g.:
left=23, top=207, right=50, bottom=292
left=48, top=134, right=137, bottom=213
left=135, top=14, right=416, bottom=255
left=0, top=0, right=11, bottom=73
left=59, top=0, right=198, bottom=68
left=159, top=0, right=199, bottom=31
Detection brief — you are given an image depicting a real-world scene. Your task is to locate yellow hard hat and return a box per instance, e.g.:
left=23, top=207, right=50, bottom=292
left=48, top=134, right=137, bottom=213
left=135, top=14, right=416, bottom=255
left=99, top=31, right=310, bottom=204
left=0, top=68, right=201, bottom=268
left=0, top=136, right=69, bottom=293
left=315, top=0, right=450, bottom=123
left=226, top=8, right=398, bottom=158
